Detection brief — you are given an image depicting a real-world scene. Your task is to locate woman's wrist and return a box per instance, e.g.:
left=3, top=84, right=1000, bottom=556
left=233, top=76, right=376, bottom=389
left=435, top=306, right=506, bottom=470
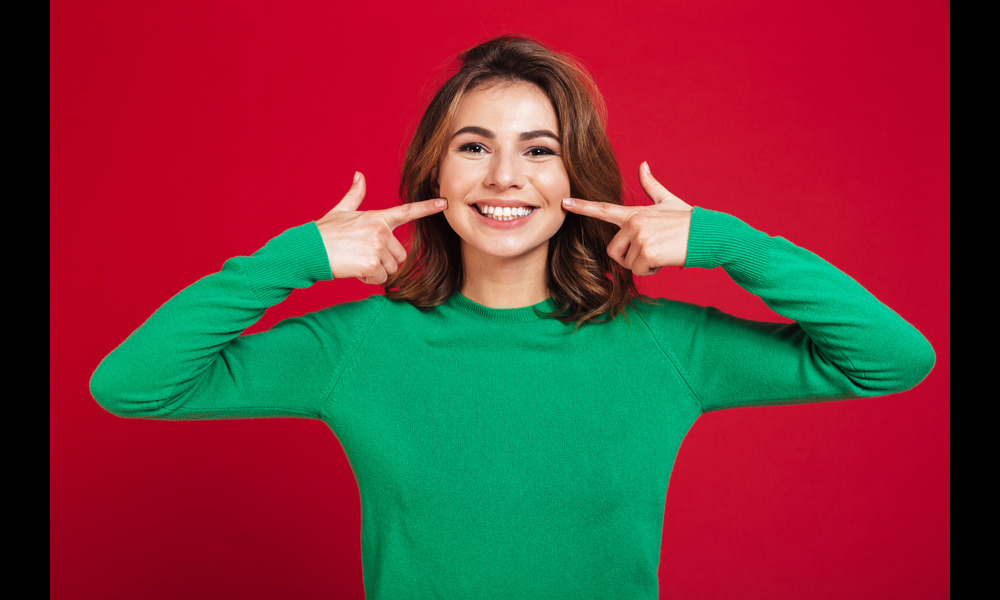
left=684, top=207, right=772, bottom=284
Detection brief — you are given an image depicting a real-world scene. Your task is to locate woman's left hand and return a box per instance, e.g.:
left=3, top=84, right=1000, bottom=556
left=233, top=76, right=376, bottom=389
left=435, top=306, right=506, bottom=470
left=562, top=161, right=693, bottom=275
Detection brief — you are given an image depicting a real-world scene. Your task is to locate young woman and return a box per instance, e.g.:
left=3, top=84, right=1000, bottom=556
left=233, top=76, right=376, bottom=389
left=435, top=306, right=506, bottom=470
left=91, top=35, right=935, bottom=599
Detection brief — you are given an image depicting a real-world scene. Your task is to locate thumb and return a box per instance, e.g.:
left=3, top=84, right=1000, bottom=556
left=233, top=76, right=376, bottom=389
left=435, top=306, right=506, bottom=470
left=332, top=171, right=366, bottom=212
left=638, top=162, right=690, bottom=210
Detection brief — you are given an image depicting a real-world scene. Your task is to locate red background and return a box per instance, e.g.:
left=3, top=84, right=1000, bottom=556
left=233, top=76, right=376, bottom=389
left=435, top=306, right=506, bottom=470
left=50, top=1, right=950, bottom=598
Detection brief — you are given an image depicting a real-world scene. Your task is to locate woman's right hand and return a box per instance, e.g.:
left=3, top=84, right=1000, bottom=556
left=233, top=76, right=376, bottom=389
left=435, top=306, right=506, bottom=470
left=316, top=172, right=448, bottom=284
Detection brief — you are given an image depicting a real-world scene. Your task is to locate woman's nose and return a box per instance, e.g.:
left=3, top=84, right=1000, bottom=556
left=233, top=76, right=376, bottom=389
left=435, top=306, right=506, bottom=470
left=483, top=151, right=525, bottom=190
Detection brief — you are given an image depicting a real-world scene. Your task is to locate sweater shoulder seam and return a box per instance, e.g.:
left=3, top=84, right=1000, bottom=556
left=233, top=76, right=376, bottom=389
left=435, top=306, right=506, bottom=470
left=631, top=300, right=707, bottom=414
left=318, top=296, right=390, bottom=420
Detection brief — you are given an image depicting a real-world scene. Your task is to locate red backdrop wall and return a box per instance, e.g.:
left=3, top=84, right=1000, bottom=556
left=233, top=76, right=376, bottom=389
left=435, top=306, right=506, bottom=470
left=50, top=1, right=950, bottom=598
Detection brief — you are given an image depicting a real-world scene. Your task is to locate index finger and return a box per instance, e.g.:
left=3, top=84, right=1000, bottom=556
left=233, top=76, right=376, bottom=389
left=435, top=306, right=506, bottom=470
left=561, top=197, right=634, bottom=227
left=381, top=198, right=449, bottom=229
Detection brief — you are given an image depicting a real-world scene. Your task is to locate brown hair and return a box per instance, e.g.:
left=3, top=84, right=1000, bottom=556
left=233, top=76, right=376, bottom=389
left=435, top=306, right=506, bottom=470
left=384, top=34, right=637, bottom=324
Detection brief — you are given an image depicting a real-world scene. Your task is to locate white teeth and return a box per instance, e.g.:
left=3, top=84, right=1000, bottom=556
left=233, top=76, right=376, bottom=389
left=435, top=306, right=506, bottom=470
left=478, top=205, right=533, bottom=221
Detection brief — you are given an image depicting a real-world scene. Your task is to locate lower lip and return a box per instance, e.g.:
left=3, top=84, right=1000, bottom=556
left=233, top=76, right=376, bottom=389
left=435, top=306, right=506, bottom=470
left=470, top=205, right=536, bottom=229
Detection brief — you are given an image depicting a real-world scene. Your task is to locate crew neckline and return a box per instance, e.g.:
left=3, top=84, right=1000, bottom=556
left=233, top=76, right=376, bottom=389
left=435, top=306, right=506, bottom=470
left=446, top=292, right=560, bottom=323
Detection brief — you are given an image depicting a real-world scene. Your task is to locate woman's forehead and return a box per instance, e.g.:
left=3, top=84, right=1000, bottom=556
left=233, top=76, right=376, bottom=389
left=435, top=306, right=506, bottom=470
left=451, top=81, right=559, bottom=136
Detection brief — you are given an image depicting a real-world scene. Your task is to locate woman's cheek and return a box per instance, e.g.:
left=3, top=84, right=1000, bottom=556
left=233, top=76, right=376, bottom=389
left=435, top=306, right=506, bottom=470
left=537, top=166, right=571, bottom=206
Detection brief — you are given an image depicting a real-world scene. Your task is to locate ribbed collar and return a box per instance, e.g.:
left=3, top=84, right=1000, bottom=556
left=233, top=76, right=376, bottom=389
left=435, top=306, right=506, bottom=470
left=445, top=292, right=560, bottom=323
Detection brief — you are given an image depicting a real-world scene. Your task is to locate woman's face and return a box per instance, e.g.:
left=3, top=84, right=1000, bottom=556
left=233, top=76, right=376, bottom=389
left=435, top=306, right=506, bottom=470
left=436, top=81, right=570, bottom=266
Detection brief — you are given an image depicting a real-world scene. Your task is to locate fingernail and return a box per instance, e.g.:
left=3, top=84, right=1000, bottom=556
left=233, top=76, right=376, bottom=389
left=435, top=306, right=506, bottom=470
left=353, top=171, right=361, bottom=183
left=562, top=198, right=576, bottom=207
left=435, top=198, right=447, bottom=209
left=642, top=161, right=651, bottom=174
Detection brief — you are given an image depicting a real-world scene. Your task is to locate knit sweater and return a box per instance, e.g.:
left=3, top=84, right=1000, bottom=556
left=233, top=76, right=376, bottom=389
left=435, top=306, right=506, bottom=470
left=90, top=207, right=934, bottom=599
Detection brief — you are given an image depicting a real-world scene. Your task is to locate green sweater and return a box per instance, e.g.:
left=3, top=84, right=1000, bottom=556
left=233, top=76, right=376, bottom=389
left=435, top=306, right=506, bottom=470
left=90, top=207, right=934, bottom=599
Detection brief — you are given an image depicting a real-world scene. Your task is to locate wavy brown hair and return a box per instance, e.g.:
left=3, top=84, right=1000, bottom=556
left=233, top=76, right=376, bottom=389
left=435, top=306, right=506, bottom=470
left=384, top=34, right=637, bottom=324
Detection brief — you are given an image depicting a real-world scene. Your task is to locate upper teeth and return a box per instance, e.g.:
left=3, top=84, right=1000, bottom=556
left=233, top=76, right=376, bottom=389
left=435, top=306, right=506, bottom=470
left=479, top=205, right=533, bottom=220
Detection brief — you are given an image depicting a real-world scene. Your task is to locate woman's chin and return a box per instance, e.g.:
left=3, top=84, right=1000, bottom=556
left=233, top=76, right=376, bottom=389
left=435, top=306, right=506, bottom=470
left=460, top=240, right=551, bottom=266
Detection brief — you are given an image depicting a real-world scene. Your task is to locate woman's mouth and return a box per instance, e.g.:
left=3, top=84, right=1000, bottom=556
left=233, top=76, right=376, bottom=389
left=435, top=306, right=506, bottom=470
left=474, top=204, right=535, bottom=221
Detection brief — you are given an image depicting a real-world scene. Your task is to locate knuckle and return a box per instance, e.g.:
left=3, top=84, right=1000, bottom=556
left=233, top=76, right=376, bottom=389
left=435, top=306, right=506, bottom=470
left=366, top=220, right=389, bottom=236
left=630, top=213, right=651, bottom=227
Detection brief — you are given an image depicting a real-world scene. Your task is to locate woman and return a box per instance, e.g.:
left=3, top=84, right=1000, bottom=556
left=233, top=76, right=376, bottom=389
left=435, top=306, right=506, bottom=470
left=91, top=35, right=935, bottom=598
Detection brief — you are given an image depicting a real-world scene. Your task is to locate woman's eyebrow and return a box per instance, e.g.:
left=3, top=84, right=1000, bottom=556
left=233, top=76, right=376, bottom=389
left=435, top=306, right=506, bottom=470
left=451, top=126, right=562, bottom=144
left=452, top=126, right=494, bottom=139
left=519, top=129, right=562, bottom=143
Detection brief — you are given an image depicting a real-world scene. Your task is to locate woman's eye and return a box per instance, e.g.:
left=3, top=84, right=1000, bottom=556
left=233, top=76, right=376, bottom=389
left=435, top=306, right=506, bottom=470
left=458, top=143, right=487, bottom=154
left=527, top=147, right=556, bottom=157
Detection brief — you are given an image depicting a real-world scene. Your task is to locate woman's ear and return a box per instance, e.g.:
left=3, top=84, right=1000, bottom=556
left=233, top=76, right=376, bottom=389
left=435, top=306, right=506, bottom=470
left=430, top=167, right=440, bottom=196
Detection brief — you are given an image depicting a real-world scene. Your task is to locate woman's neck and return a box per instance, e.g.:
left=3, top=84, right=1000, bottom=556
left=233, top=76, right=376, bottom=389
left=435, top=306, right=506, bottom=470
left=459, top=246, right=550, bottom=309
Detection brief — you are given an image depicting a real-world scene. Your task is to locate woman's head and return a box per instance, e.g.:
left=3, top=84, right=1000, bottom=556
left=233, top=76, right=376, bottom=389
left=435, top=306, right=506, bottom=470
left=435, top=80, right=571, bottom=268
left=385, top=34, right=636, bottom=323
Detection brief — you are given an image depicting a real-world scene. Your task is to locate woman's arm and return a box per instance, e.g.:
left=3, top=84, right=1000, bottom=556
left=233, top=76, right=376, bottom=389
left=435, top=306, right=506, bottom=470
left=90, top=173, right=447, bottom=420
left=643, top=207, right=934, bottom=411
left=564, top=162, right=935, bottom=410
left=90, top=222, right=341, bottom=419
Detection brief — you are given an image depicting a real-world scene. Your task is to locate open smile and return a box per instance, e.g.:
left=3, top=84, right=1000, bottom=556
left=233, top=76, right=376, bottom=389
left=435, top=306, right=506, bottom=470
left=473, top=203, right=536, bottom=221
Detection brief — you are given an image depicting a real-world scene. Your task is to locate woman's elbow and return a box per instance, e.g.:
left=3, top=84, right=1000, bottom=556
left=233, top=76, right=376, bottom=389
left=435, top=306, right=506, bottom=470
left=896, top=335, right=936, bottom=392
left=869, top=332, right=936, bottom=395
left=89, top=360, right=165, bottom=419
left=89, top=363, right=132, bottom=417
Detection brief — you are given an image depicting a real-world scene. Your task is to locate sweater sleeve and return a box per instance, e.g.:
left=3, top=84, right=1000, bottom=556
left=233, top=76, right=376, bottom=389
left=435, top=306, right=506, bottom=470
left=90, top=222, right=377, bottom=420
left=636, top=207, right=935, bottom=413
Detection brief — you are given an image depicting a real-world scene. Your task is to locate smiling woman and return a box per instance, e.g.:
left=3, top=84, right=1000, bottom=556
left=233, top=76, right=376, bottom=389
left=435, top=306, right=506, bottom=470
left=385, top=36, right=635, bottom=320
left=437, top=82, right=570, bottom=306
left=90, top=34, right=936, bottom=600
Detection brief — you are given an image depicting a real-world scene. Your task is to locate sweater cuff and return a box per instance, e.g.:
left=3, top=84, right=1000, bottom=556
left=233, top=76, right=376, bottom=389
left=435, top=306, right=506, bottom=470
left=242, top=222, right=333, bottom=303
left=684, top=207, right=772, bottom=286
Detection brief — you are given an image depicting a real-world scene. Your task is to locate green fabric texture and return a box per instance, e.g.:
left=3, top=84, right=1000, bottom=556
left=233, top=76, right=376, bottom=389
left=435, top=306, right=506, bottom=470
left=91, top=207, right=934, bottom=599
